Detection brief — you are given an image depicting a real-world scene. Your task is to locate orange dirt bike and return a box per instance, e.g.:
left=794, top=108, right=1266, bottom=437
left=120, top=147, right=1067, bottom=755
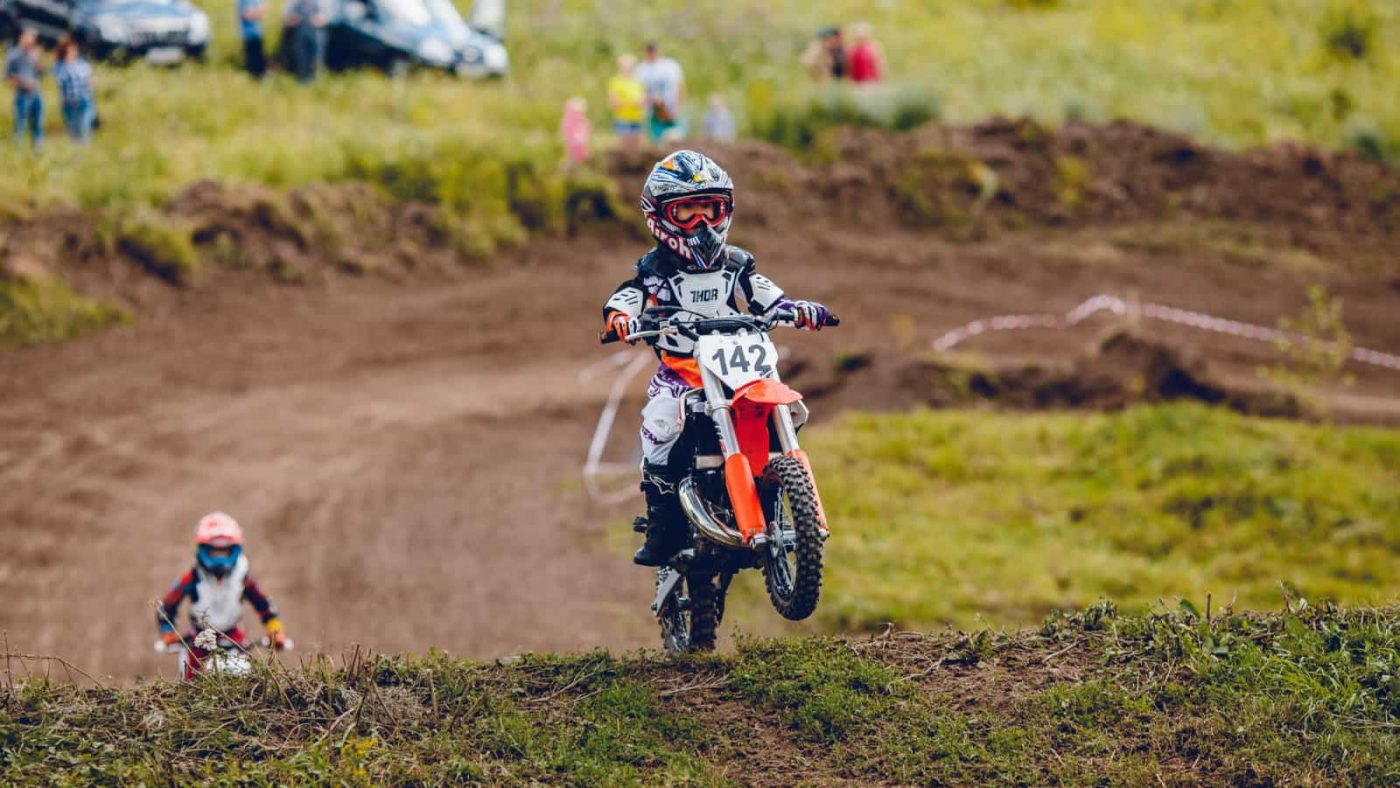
left=602, top=306, right=839, bottom=654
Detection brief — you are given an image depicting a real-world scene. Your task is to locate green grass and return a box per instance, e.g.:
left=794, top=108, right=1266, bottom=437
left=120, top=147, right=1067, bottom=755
left=0, top=276, right=130, bottom=345
left=4, top=604, right=1398, bottom=783
left=795, top=403, right=1400, bottom=632
left=3, top=0, right=1398, bottom=220
left=113, top=210, right=201, bottom=286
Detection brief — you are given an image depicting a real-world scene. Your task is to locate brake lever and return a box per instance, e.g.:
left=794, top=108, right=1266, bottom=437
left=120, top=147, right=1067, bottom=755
left=624, top=327, right=678, bottom=343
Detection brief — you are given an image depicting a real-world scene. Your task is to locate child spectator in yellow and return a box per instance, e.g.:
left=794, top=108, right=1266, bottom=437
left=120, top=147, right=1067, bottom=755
left=607, top=54, right=645, bottom=153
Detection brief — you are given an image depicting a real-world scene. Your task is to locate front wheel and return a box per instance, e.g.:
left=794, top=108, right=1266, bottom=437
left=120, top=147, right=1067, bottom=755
left=761, top=456, right=824, bottom=621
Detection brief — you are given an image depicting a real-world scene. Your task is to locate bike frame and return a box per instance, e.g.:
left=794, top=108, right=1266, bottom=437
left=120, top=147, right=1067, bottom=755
left=686, top=326, right=829, bottom=547
left=605, top=311, right=834, bottom=551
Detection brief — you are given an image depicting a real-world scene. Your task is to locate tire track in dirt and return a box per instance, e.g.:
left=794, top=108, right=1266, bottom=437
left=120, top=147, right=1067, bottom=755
left=0, top=249, right=670, bottom=679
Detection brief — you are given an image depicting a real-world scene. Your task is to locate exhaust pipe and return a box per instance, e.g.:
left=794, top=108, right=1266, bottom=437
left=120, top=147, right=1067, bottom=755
left=678, top=478, right=747, bottom=548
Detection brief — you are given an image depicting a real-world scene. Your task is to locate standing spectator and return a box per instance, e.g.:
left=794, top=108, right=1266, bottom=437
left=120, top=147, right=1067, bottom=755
left=285, top=0, right=330, bottom=83
left=800, top=27, right=845, bottom=83
left=560, top=96, right=590, bottom=166
left=53, top=37, right=95, bottom=142
left=4, top=28, right=44, bottom=150
left=847, top=22, right=883, bottom=85
left=703, top=94, right=736, bottom=142
left=634, top=42, right=685, bottom=144
left=826, top=27, right=846, bottom=81
left=606, top=53, right=645, bottom=153
left=238, top=0, right=268, bottom=79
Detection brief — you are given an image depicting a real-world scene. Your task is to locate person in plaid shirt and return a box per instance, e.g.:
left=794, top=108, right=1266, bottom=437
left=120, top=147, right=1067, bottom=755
left=53, top=37, right=95, bottom=142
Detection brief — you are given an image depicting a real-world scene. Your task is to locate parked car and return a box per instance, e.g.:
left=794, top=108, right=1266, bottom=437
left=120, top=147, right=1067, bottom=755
left=0, top=0, right=210, bottom=64
left=281, top=0, right=508, bottom=78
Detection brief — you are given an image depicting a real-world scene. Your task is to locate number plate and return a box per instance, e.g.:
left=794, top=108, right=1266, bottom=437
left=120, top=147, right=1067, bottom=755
left=697, top=333, right=778, bottom=390
left=145, top=47, right=186, bottom=65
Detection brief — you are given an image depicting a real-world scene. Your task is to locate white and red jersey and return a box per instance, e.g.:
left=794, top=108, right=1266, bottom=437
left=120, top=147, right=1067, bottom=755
left=157, top=554, right=278, bottom=636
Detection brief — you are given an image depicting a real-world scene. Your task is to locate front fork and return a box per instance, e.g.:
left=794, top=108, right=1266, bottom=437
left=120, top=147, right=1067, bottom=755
left=702, top=374, right=767, bottom=545
left=703, top=376, right=828, bottom=544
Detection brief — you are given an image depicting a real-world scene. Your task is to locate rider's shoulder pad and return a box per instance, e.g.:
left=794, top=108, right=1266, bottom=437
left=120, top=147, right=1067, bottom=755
left=635, top=248, right=662, bottom=275
left=724, top=245, right=755, bottom=272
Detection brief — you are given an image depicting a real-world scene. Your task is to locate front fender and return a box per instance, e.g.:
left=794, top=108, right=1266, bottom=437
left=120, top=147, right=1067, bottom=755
left=732, top=378, right=802, bottom=407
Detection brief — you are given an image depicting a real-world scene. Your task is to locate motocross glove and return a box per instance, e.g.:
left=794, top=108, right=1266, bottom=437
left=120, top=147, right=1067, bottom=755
left=265, top=617, right=287, bottom=650
left=608, top=311, right=642, bottom=344
left=161, top=630, right=181, bottom=646
left=792, top=300, right=832, bottom=331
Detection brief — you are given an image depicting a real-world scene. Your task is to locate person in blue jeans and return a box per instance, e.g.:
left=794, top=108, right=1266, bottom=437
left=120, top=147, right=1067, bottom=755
left=284, top=0, right=330, bottom=83
left=238, top=0, right=267, bottom=78
left=4, top=28, right=44, bottom=150
left=53, top=37, right=95, bottom=142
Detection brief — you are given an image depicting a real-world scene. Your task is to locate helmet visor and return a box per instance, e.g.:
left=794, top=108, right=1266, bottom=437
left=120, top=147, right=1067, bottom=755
left=664, top=196, right=731, bottom=232
left=197, top=544, right=242, bottom=574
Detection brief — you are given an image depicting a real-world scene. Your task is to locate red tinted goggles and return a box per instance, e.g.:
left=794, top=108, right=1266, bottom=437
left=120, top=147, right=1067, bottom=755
left=664, top=196, right=731, bottom=231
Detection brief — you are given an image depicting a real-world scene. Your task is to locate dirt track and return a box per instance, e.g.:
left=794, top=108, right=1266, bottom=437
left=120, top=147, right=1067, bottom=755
left=3, top=126, right=1400, bottom=679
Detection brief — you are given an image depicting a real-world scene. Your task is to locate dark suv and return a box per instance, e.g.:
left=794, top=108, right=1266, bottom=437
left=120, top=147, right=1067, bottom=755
left=282, top=0, right=508, bottom=78
left=0, top=0, right=210, bottom=63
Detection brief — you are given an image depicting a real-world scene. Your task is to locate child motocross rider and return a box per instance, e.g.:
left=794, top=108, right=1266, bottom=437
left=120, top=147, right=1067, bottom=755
left=602, top=150, right=833, bottom=566
left=157, top=512, right=287, bottom=673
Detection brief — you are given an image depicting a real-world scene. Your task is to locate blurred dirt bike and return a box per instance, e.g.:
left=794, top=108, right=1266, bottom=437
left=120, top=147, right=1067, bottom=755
left=602, top=306, right=839, bottom=654
left=154, top=632, right=293, bottom=681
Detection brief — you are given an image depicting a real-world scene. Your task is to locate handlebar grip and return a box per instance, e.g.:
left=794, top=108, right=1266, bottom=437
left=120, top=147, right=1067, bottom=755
left=823, top=313, right=841, bottom=328
left=599, top=329, right=620, bottom=345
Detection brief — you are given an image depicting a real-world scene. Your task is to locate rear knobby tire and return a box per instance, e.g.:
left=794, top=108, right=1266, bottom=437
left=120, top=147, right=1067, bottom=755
left=659, top=572, right=719, bottom=655
left=761, top=456, right=824, bottom=621
left=686, top=573, right=719, bottom=652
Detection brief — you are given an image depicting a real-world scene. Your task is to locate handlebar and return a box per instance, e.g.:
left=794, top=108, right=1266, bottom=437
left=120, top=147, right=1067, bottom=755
left=153, top=636, right=294, bottom=654
left=599, top=311, right=840, bottom=345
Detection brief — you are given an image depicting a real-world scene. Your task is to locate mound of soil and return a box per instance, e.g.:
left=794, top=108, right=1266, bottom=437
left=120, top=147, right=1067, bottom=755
left=3, top=119, right=1396, bottom=316
left=743, top=118, right=1400, bottom=238
left=788, top=329, right=1301, bottom=418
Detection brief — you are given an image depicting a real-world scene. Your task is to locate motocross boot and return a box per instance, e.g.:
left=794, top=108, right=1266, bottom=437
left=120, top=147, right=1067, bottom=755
left=634, top=464, right=689, bottom=567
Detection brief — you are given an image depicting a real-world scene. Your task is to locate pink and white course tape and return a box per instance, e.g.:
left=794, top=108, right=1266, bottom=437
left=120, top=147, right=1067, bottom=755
left=932, top=294, right=1400, bottom=372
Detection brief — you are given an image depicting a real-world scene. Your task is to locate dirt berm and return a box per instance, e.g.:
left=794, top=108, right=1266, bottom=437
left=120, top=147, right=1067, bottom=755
left=2, top=121, right=1398, bottom=679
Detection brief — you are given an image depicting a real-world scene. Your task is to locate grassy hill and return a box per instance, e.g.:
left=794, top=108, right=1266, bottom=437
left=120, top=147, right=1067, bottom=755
left=780, top=404, right=1400, bottom=633
left=4, top=604, right=1397, bottom=783
left=3, top=0, right=1398, bottom=217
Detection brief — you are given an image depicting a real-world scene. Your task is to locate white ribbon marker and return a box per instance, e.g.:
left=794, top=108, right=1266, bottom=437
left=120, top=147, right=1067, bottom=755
left=932, top=294, right=1400, bottom=371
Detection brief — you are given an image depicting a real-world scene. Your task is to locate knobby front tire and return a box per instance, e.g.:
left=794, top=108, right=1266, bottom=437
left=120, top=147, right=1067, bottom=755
left=761, top=455, right=824, bottom=621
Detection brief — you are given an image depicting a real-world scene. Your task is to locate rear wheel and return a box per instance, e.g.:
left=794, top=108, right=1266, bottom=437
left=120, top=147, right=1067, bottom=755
left=761, top=456, right=824, bottom=621
left=687, top=573, right=718, bottom=652
left=657, top=572, right=719, bottom=655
